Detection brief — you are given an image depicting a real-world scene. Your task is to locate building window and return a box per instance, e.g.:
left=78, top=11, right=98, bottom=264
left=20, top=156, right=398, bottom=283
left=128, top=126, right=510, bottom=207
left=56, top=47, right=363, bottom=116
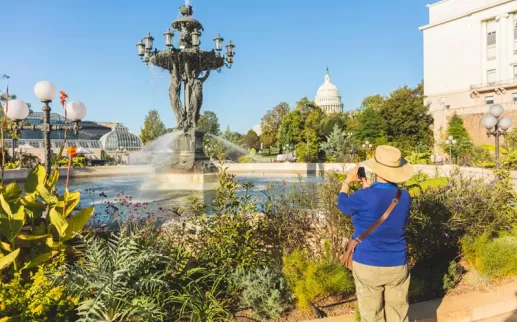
left=514, top=65, right=517, bottom=80
left=487, top=19, right=497, bottom=60
left=514, top=18, right=517, bottom=54
left=487, top=69, right=496, bottom=84
left=485, top=96, right=495, bottom=105
left=513, top=93, right=517, bottom=102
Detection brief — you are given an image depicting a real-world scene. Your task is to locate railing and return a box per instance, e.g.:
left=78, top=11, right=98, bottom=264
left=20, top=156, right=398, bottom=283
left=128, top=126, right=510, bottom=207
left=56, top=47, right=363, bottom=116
left=470, top=78, right=517, bottom=90
left=446, top=101, right=517, bottom=115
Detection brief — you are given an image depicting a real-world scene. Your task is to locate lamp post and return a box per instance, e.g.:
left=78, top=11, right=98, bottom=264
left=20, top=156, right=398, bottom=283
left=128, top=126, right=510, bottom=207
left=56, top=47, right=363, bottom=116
left=362, top=141, right=373, bottom=154
left=444, top=136, right=457, bottom=165
left=482, top=104, right=513, bottom=169
left=7, top=81, right=87, bottom=176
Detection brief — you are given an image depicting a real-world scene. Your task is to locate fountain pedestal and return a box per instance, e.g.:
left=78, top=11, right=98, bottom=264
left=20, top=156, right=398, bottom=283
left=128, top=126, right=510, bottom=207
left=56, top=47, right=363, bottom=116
left=143, top=130, right=220, bottom=191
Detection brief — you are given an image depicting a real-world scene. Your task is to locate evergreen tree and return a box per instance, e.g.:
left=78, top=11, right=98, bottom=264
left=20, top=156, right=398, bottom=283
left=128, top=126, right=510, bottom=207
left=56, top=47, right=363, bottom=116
left=320, top=124, right=349, bottom=162
left=140, top=109, right=166, bottom=144
left=442, top=113, right=473, bottom=160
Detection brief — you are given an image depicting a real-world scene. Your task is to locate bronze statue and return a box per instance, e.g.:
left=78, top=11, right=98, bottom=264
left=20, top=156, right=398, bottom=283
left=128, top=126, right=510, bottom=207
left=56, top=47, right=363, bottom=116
left=168, top=61, right=184, bottom=130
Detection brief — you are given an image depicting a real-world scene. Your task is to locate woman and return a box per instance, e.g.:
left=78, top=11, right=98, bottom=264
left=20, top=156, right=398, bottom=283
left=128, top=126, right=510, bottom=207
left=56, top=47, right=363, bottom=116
left=337, top=145, right=413, bottom=322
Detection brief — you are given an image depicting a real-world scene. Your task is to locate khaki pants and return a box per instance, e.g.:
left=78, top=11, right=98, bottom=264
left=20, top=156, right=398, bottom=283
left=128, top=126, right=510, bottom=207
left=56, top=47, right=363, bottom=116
left=352, top=261, right=410, bottom=322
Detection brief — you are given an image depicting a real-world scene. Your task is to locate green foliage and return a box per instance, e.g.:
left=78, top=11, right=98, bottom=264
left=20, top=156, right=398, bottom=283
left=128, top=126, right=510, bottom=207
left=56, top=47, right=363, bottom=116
left=282, top=245, right=354, bottom=311
left=462, top=233, right=517, bottom=280
left=233, top=266, right=292, bottom=321
left=406, top=151, right=432, bottom=165
left=278, top=109, right=304, bottom=148
left=0, top=253, right=78, bottom=321
left=198, top=110, right=220, bottom=135
left=320, top=113, right=349, bottom=137
left=353, top=107, right=388, bottom=144
left=62, top=229, right=168, bottom=322
left=0, top=165, right=93, bottom=275
left=443, top=260, right=464, bottom=292
left=237, top=155, right=252, bottom=163
left=140, top=109, right=166, bottom=144
left=469, top=146, right=494, bottom=167
left=320, top=124, right=348, bottom=162
left=261, top=102, right=290, bottom=148
left=442, top=114, right=473, bottom=159
left=379, top=83, right=434, bottom=151
left=243, top=129, right=260, bottom=150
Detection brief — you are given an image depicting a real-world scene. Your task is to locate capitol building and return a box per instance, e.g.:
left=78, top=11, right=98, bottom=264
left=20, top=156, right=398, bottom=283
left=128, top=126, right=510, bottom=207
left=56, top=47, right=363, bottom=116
left=315, top=68, right=344, bottom=114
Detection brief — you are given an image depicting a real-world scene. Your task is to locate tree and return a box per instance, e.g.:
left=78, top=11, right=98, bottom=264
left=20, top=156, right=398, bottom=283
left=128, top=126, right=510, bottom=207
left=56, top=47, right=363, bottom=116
left=198, top=110, right=220, bottom=135
left=320, top=113, right=348, bottom=137
left=295, top=97, right=318, bottom=115
left=378, top=83, right=434, bottom=151
left=442, top=114, right=473, bottom=160
left=277, top=110, right=304, bottom=149
left=360, top=94, right=385, bottom=111
left=320, top=124, right=350, bottom=162
left=353, top=107, right=388, bottom=145
left=261, top=102, right=290, bottom=147
left=140, top=109, right=166, bottom=144
left=243, top=129, right=261, bottom=150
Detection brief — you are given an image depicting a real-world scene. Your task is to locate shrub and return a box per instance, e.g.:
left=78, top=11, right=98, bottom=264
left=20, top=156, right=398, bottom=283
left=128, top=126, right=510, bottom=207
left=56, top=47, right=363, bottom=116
left=60, top=229, right=169, bottom=321
left=282, top=243, right=354, bottom=311
left=232, top=266, right=292, bottom=321
left=443, top=260, right=464, bottom=292
left=0, top=254, right=77, bottom=321
left=462, top=233, right=517, bottom=280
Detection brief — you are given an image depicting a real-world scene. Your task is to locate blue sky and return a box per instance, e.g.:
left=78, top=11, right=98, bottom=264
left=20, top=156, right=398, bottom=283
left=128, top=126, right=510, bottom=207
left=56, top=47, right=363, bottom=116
left=1, top=0, right=430, bottom=135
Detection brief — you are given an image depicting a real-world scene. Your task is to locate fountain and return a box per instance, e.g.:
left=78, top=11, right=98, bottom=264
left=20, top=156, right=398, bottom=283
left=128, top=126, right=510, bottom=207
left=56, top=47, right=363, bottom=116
left=136, top=1, right=235, bottom=191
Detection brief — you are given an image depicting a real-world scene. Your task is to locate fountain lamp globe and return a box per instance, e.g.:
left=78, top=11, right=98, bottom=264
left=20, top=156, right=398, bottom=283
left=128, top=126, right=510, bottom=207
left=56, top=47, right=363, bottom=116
left=489, top=104, right=504, bottom=118
left=482, top=115, right=498, bottom=130
left=499, top=117, right=513, bottom=131
left=65, top=101, right=87, bottom=121
left=34, top=81, right=58, bottom=102
left=6, top=99, right=30, bottom=121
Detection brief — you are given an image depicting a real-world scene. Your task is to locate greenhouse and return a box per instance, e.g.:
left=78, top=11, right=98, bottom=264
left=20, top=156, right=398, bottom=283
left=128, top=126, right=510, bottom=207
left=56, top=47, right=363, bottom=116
left=99, top=123, right=143, bottom=151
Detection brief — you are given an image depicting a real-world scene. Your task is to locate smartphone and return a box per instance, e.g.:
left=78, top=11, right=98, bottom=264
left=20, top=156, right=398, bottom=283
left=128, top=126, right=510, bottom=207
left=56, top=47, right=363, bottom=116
left=357, top=167, right=366, bottom=179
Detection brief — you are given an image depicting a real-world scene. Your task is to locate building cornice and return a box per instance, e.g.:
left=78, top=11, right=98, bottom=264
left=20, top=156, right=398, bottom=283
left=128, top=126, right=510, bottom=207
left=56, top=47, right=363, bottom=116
left=419, top=0, right=514, bottom=31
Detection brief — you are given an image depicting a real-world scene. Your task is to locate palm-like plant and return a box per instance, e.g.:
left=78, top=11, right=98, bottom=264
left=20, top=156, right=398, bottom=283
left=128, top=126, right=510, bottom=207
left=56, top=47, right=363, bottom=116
left=62, top=229, right=169, bottom=322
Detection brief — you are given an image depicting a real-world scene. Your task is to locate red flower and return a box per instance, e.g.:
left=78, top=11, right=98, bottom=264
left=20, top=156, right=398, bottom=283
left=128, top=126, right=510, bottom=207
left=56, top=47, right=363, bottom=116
left=60, top=91, right=68, bottom=106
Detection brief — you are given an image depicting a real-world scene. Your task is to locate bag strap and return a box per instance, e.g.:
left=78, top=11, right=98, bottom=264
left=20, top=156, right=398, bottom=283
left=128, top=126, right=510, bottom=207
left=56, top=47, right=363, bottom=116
left=355, top=189, right=401, bottom=243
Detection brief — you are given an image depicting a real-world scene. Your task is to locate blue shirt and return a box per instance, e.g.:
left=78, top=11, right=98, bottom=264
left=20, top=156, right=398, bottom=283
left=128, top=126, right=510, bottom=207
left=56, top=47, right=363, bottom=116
left=337, top=182, right=411, bottom=267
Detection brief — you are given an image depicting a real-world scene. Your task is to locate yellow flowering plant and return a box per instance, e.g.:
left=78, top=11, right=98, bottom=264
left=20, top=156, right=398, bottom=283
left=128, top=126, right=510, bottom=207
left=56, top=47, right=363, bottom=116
left=0, top=253, right=78, bottom=321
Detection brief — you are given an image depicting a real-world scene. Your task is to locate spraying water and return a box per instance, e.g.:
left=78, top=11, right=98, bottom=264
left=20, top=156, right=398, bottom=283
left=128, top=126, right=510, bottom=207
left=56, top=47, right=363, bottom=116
left=185, top=0, right=191, bottom=6
left=206, top=133, right=263, bottom=162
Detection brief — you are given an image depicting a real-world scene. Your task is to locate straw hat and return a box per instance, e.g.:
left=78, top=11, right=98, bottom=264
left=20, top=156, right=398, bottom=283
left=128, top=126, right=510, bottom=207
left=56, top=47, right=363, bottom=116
left=362, top=145, right=414, bottom=183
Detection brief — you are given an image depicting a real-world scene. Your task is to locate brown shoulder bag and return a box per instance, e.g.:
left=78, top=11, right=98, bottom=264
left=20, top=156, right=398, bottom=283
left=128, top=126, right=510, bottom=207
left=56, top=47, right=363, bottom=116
left=340, top=189, right=401, bottom=271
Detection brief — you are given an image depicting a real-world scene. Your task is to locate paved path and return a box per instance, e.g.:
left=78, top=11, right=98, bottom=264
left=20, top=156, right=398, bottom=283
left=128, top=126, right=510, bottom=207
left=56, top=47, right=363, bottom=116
left=303, top=282, right=517, bottom=322
left=479, top=311, right=517, bottom=322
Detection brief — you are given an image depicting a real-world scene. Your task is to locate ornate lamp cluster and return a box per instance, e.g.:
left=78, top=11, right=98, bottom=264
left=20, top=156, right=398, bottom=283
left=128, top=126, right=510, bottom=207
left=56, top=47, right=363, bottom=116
left=481, top=104, right=513, bottom=168
left=7, top=81, right=87, bottom=176
left=136, top=4, right=235, bottom=69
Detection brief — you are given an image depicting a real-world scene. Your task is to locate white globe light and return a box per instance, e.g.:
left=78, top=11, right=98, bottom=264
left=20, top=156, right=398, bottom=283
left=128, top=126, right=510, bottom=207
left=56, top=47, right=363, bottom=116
left=448, top=135, right=453, bottom=141
left=6, top=99, right=29, bottom=121
left=34, top=81, right=58, bottom=102
left=445, top=140, right=450, bottom=145
left=452, top=139, right=457, bottom=145
left=482, top=115, right=498, bottom=130
left=65, top=101, right=87, bottom=121
left=489, top=104, right=504, bottom=118
left=499, top=117, right=513, bottom=130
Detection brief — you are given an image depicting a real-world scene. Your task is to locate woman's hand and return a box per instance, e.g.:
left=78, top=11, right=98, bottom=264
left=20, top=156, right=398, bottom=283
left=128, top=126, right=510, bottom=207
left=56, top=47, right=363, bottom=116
left=345, top=166, right=359, bottom=184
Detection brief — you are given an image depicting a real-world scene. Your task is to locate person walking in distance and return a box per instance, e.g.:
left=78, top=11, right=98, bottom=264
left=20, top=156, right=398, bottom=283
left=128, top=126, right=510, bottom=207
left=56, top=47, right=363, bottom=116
left=338, top=145, right=414, bottom=322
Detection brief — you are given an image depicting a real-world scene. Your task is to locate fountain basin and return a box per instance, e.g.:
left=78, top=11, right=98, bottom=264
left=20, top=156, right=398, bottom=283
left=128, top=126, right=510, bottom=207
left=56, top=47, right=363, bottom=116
left=140, top=172, right=219, bottom=191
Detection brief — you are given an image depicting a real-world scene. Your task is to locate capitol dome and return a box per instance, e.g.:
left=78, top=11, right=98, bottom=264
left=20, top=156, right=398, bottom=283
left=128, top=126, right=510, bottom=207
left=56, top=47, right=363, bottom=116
left=315, top=68, right=344, bottom=114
